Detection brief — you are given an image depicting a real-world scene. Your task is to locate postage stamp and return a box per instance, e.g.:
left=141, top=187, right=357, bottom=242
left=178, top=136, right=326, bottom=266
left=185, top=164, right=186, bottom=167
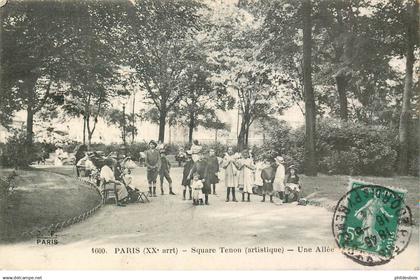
left=332, top=180, right=413, bottom=266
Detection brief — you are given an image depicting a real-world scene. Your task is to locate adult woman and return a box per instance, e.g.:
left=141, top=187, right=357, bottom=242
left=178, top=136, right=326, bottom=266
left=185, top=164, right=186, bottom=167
left=189, top=151, right=211, bottom=205
left=100, top=158, right=129, bottom=206
left=222, top=147, right=239, bottom=202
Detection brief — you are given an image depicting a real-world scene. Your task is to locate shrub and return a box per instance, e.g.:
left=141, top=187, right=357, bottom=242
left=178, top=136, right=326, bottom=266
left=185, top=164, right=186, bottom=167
left=0, top=128, right=37, bottom=168
left=262, top=118, right=404, bottom=176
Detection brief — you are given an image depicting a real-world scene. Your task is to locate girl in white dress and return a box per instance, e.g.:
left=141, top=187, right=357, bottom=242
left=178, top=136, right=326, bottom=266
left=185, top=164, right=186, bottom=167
left=237, top=150, right=255, bottom=202
left=222, top=147, right=239, bottom=202
left=274, top=156, right=286, bottom=201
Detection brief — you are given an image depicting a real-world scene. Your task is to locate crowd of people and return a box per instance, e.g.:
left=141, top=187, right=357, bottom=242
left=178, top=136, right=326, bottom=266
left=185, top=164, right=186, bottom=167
left=73, top=140, right=302, bottom=207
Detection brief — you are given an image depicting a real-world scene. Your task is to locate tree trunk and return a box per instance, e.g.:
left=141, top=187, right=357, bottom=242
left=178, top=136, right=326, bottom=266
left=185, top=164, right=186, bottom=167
left=302, top=0, right=317, bottom=176
left=82, top=116, right=86, bottom=145
left=215, top=129, right=218, bottom=143
left=336, top=75, right=348, bottom=121
left=25, top=105, right=34, bottom=164
left=398, top=0, right=417, bottom=175
left=188, top=111, right=195, bottom=145
left=158, top=108, right=167, bottom=143
left=237, top=118, right=247, bottom=151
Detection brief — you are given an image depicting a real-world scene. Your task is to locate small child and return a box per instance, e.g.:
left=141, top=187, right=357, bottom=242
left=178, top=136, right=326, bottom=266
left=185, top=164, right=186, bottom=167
left=191, top=172, right=204, bottom=205
left=285, top=165, right=301, bottom=203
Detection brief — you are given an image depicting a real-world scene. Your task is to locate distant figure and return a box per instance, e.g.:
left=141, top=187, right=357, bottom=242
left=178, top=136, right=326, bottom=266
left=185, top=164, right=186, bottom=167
left=74, top=144, right=87, bottom=176
left=159, top=149, right=175, bottom=195
left=207, top=149, right=219, bottom=195
left=54, top=146, right=64, bottom=166
left=145, top=140, right=161, bottom=197
left=176, top=147, right=187, bottom=167
left=182, top=151, right=194, bottom=200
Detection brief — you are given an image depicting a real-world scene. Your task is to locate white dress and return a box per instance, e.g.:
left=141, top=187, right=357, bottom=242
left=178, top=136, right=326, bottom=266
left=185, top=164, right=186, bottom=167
left=273, top=163, right=285, bottom=192
left=240, top=158, right=255, bottom=193
left=222, top=154, right=238, bottom=188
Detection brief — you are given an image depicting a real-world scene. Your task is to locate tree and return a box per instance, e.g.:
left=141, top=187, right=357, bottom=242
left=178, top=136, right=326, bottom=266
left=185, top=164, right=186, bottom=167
left=302, top=0, right=317, bottom=175
left=125, top=0, right=204, bottom=142
left=398, top=0, right=418, bottom=174
left=105, top=108, right=138, bottom=145
left=205, top=3, right=290, bottom=150
left=0, top=1, right=74, bottom=149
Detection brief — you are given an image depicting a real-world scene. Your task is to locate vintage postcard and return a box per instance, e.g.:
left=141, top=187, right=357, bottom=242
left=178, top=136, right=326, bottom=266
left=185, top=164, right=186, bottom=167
left=0, top=0, right=419, bottom=272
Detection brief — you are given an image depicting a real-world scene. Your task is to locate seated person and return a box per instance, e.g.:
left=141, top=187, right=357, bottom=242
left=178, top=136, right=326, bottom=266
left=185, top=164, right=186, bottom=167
left=77, top=152, right=97, bottom=177
left=285, top=165, right=301, bottom=203
left=100, top=159, right=129, bottom=206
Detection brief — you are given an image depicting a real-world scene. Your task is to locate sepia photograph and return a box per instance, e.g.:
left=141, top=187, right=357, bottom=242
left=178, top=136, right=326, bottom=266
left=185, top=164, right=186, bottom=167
left=0, top=0, right=418, bottom=272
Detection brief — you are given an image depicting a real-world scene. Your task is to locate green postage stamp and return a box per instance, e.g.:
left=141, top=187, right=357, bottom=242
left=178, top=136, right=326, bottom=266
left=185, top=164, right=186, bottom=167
left=332, top=180, right=413, bottom=266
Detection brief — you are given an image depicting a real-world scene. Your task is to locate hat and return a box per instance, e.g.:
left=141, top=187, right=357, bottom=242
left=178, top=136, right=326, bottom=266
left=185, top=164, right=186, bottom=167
left=288, top=164, right=296, bottom=170
left=275, top=156, right=284, bottom=163
left=159, top=149, right=166, bottom=154
left=186, top=150, right=192, bottom=155
left=149, top=140, right=157, bottom=147
left=108, top=152, right=118, bottom=159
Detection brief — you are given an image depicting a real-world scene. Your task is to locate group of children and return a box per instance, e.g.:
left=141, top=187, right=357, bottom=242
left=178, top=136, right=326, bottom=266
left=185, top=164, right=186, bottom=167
left=179, top=144, right=302, bottom=206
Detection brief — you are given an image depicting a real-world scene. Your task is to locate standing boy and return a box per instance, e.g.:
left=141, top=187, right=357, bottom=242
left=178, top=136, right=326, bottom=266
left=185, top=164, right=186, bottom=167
left=145, top=140, right=161, bottom=197
left=159, top=149, right=175, bottom=195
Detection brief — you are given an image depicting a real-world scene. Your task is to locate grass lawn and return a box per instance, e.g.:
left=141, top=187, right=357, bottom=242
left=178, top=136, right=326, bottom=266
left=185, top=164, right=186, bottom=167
left=300, top=174, right=419, bottom=223
left=0, top=168, right=101, bottom=242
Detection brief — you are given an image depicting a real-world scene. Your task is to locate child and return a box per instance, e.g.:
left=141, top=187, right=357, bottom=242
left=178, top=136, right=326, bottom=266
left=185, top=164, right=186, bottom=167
left=159, top=149, right=175, bottom=195
left=182, top=151, right=194, bottom=200
left=191, top=172, right=204, bottom=205
left=285, top=165, right=301, bottom=203
left=207, top=149, right=220, bottom=195
left=261, top=158, right=277, bottom=203
left=145, top=140, right=161, bottom=197
left=222, top=147, right=239, bottom=202
left=237, top=149, right=255, bottom=202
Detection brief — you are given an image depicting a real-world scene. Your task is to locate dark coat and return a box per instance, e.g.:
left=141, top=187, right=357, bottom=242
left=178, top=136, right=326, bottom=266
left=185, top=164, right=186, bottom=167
left=189, top=158, right=211, bottom=194
left=206, top=155, right=219, bottom=184
left=261, top=164, right=276, bottom=193
left=182, top=159, right=194, bottom=186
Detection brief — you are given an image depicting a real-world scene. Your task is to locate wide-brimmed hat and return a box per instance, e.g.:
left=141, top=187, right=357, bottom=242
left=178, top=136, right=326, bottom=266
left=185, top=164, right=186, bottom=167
left=288, top=165, right=297, bottom=171
left=159, top=149, right=166, bottom=154
left=186, top=150, right=192, bottom=156
left=275, top=156, right=285, bottom=163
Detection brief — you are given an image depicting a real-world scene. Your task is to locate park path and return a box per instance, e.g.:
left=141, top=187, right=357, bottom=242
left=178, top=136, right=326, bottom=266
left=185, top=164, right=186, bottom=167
left=0, top=167, right=418, bottom=270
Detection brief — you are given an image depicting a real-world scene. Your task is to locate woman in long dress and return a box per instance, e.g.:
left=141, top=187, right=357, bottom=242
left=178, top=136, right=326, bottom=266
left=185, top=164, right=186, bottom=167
left=222, top=147, right=239, bottom=202
left=237, top=150, right=255, bottom=202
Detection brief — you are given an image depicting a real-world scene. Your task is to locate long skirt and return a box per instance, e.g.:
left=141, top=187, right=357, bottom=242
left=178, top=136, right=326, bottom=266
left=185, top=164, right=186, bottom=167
left=102, top=182, right=128, bottom=201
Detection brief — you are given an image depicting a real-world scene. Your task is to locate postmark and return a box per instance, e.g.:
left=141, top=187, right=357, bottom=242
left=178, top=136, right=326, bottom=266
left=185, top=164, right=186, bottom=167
left=332, top=181, right=412, bottom=266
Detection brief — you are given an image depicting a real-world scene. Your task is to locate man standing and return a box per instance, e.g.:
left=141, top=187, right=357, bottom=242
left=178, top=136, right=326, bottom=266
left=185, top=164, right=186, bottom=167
left=159, top=149, right=175, bottom=195
left=145, top=140, right=161, bottom=197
